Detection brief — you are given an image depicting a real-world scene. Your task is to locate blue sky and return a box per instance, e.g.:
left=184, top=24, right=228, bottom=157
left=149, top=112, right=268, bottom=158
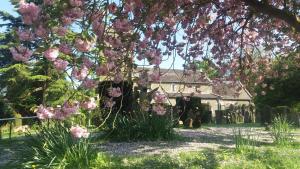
left=0, top=0, right=185, bottom=69
left=1, top=0, right=17, bottom=16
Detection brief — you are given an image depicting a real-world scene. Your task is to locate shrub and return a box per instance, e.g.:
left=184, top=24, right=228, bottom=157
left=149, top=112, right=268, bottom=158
left=23, top=121, right=95, bottom=169
left=104, top=110, right=175, bottom=141
left=270, top=116, right=293, bottom=146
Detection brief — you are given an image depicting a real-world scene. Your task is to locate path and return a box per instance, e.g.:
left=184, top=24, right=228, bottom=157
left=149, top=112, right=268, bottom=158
left=98, top=127, right=272, bottom=155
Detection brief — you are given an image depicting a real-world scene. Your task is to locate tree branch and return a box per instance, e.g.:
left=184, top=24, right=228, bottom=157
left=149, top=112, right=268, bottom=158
left=243, top=0, right=300, bottom=33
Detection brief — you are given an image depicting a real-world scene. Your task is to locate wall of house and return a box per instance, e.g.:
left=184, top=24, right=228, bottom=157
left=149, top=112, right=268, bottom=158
left=201, top=99, right=219, bottom=117
left=219, top=100, right=251, bottom=109
left=150, top=83, right=212, bottom=94
left=237, top=89, right=252, bottom=100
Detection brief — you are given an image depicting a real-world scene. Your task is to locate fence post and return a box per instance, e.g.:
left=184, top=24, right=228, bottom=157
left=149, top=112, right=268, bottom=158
left=9, top=121, right=12, bottom=139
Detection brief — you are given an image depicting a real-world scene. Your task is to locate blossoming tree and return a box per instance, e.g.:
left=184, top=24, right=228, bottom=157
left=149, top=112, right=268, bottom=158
left=9, top=0, right=300, bottom=134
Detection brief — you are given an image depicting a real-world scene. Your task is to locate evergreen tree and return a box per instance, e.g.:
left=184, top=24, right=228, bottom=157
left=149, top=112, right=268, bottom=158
left=0, top=9, right=72, bottom=118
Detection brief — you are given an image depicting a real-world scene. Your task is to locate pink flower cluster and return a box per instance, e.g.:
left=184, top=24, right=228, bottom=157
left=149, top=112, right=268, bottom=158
left=149, top=70, right=160, bottom=82
left=62, top=102, right=79, bottom=115
left=81, top=98, right=97, bottom=110
left=152, top=104, right=166, bottom=116
left=75, top=38, right=93, bottom=52
left=70, top=125, right=89, bottom=138
left=35, top=25, right=48, bottom=38
left=104, top=98, right=115, bottom=108
left=43, top=0, right=55, bottom=6
left=72, top=66, right=88, bottom=80
left=18, top=1, right=41, bottom=25
left=108, top=87, right=122, bottom=97
left=59, top=43, right=72, bottom=55
left=82, top=78, right=98, bottom=89
left=36, top=105, right=54, bottom=119
left=44, top=48, right=59, bottom=61
left=54, top=59, right=69, bottom=72
left=69, top=0, right=84, bottom=7
left=43, top=47, right=69, bottom=72
left=36, top=102, right=79, bottom=120
left=153, top=91, right=167, bottom=103
left=17, top=29, right=34, bottom=41
left=108, top=3, right=117, bottom=13
left=113, top=19, right=132, bottom=32
left=9, top=46, right=33, bottom=62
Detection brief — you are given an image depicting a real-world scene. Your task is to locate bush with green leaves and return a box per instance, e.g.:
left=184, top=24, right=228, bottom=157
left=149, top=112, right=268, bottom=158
left=23, top=121, right=95, bottom=169
left=104, top=110, right=175, bottom=141
left=270, top=116, right=293, bottom=146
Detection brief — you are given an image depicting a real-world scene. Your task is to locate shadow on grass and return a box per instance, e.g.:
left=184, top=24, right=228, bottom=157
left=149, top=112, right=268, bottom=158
left=0, top=137, right=29, bottom=169
left=93, top=148, right=220, bottom=169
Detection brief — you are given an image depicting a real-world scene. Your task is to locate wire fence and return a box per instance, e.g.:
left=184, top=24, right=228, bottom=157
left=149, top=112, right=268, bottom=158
left=0, top=116, right=39, bottom=140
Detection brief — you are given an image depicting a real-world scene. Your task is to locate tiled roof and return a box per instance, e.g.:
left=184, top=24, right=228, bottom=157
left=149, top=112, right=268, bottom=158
left=212, top=81, right=252, bottom=100
left=135, top=67, right=211, bottom=84
left=167, top=93, right=218, bottom=99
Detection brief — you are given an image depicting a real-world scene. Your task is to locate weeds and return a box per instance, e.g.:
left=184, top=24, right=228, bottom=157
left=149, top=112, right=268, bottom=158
left=233, top=128, right=258, bottom=153
left=270, top=116, right=293, bottom=146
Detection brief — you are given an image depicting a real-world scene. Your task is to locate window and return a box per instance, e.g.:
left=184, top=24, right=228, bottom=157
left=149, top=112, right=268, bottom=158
left=171, top=84, right=176, bottom=92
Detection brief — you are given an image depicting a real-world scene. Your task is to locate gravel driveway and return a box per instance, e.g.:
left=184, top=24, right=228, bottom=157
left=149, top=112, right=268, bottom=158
left=98, top=127, right=272, bottom=155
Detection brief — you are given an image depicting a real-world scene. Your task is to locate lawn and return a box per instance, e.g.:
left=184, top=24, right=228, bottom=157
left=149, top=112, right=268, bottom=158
left=91, top=145, right=300, bottom=169
left=1, top=124, right=300, bottom=169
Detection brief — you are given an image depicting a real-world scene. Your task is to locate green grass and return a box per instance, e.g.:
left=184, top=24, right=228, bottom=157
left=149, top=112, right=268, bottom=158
left=91, top=146, right=300, bottom=169
left=2, top=125, right=300, bottom=169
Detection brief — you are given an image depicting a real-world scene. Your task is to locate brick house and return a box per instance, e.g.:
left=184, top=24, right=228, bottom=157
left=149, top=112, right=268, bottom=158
left=134, top=68, right=252, bottom=118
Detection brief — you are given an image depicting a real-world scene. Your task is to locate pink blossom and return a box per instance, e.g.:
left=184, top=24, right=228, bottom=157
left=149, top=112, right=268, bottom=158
left=72, top=66, right=88, bottom=80
left=149, top=70, right=160, bottom=82
left=59, top=43, right=72, bottom=55
left=54, top=59, right=69, bottom=71
left=105, top=98, right=115, bottom=108
left=61, top=16, right=74, bottom=25
left=113, top=19, right=132, bottom=32
left=108, top=87, right=122, bottom=97
left=17, top=29, right=34, bottom=41
left=53, top=108, right=67, bottom=120
left=54, top=26, right=68, bottom=36
left=153, top=92, right=167, bottom=103
left=35, top=25, right=48, bottom=38
left=70, top=126, right=89, bottom=138
left=69, top=0, right=83, bottom=7
left=153, top=104, right=166, bottom=116
left=261, top=91, right=266, bottom=96
left=62, top=102, right=79, bottom=115
left=75, top=38, right=92, bottom=52
left=109, top=62, right=116, bottom=70
left=138, top=78, right=148, bottom=87
left=113, top=73, right=123, bottom=84
left=108, top=3, right=117, bottom=13
left=82, top=78, right=98, bottom=89
left=9, top=46, right=33, bottom=62
left=18, top=1, right=41, bottom=25
left=81, top=98, right=97, bottom=110
left=96, top=65, right=109, bottom=76
left=44, top=0, right=55, bottom=5
left=82, top=57, right=94, bottom=68
left=92, top=21, right=104, bottom=37
left=36, top=105, right=54, bottom=120
left=44, top=48, right=59, bottom=61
